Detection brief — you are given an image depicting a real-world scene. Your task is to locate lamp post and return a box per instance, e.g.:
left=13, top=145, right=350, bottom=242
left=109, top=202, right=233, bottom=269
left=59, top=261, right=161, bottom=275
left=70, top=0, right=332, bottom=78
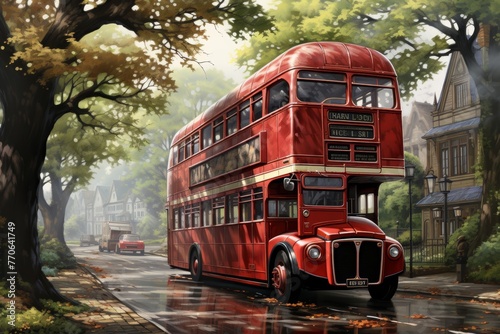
left=425, top=172, right=452, bottom=245
left=438, top=176, right=452, bottom=245
left=405, top=163, right=415, bottom=278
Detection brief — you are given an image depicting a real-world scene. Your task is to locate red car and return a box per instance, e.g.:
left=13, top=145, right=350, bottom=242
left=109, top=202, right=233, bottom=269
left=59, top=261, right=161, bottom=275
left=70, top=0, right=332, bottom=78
left=116, top=234, right=145, bottom=255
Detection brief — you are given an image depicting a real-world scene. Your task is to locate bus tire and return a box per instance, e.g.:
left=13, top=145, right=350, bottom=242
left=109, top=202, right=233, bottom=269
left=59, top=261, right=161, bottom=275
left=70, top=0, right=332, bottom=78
left=271, top=250, right=301, bottom=303
left=190, top=250, right=203, bottom=281
left=368, top=275, right=398, bottom=301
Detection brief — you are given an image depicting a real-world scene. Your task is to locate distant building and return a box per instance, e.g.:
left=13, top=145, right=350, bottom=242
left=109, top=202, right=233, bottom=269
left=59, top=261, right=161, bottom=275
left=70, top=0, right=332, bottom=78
left=403, top=101, right=433, bottom=166
left=69, top=180, right=148, bottom=236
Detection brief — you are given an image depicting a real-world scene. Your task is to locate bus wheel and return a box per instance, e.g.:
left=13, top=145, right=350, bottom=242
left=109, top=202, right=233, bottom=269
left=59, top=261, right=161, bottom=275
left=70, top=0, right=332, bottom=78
left=271, top=250, right=301, bottom=303
left=190, top=250, right=203, bottom=281
left=368, top=275, right=398, bottom=301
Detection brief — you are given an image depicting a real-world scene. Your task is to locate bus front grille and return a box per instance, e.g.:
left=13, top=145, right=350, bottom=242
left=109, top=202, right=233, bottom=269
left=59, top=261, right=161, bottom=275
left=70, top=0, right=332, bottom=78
left=332, top=239, right=383, bottom=285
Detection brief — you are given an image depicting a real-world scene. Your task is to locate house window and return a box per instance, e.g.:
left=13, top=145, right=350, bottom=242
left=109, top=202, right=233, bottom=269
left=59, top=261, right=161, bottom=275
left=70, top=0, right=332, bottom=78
left=441, top=136, right=468, bottom=176
left=455, top=82, right=468, bottom=108
left=440, top=142, right=449, bottom=176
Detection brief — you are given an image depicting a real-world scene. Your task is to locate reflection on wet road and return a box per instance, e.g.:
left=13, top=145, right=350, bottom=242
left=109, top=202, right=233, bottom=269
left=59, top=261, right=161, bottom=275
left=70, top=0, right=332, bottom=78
left=161, top=275, right=499, bottom=334
left=72, top=247, right=499, bottom=333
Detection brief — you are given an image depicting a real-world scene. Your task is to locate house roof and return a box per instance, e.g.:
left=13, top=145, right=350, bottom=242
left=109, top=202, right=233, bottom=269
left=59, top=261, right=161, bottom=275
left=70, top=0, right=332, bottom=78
left=111, top=180, right=133, bottom=202
left=415, top=185, right=482, bottom=207
left=421, top=117, right=480, bottom=139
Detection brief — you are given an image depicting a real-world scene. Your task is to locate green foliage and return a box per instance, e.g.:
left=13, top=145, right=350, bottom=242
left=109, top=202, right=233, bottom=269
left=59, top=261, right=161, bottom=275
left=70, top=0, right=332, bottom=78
left=395, top=229, right=422, bottom=246
left=0, top=307, right=83, bottom=334
left=444, top=212, right=480, bottom=264
left=41, top=299, right=90, bottom=316
left=467, top=230, right=500, bottom=283
left=235, top=0, right=448, bottom=99
left=379, top=152, right=424, bottom=229
left=136, top=214, right=162, bottom=240
left=124, top=68, right=236, bottom=222
left=40, top=239, right=77, bottom=270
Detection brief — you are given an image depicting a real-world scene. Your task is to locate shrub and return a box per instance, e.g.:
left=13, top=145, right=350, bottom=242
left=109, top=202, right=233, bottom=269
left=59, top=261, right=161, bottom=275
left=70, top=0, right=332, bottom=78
left=0, top=307, right=84, bottom=334
left=444, top=213, right=480, bottom=265
left=40, top=238, right=77, bottom=270
left=467, top=231, right=500, bottom=283
left=396, top=229, right=422, bottom=246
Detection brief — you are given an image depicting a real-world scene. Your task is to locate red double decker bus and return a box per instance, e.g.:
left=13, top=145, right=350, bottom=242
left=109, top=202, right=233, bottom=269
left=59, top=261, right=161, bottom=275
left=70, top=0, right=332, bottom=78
left=166, top=41, right=405, bottom=302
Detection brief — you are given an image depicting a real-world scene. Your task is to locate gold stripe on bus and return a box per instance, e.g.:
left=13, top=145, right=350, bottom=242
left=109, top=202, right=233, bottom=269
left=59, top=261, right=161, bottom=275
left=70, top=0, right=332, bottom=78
left=168, top=164, right=404, bottom=206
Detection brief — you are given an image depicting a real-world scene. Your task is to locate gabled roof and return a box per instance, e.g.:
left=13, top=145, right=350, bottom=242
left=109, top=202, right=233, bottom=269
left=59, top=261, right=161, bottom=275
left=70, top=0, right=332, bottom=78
left=109, top=180, right=133, bottom=202
left=422, top=117, right=480, bottom=139
left=94, top=186, right=111, bottom=203
left=82, top=190, right=95, bottom=206
left=403, top=101, right=433, bottom=141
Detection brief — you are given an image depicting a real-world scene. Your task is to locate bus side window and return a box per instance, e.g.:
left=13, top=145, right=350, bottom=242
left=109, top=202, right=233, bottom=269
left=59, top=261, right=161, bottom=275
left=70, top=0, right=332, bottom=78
left=254, top=188, right=263, bottom=220
left=202, top=124, right=212, bottom=149
left=268, top=80, right=289, bottom=113
left=202, top=200, right=212, bottom=226
left=252, top=93, right=263, bottom=121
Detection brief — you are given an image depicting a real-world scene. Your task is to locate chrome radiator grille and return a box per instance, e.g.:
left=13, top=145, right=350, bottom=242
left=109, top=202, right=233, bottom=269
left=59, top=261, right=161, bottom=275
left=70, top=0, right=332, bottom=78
left=332, top=239, right=383, bottom=285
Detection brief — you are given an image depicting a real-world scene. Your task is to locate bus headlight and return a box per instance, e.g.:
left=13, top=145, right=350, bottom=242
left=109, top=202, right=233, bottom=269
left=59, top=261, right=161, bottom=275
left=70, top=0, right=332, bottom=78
left=307, top=245, right=321, bottom=260
left=388, top=245, right=401, bottom=259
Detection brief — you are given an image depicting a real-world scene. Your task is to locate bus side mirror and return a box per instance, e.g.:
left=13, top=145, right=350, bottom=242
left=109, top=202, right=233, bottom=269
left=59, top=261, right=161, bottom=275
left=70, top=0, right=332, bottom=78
left=283, top=178, right=295, bottom=191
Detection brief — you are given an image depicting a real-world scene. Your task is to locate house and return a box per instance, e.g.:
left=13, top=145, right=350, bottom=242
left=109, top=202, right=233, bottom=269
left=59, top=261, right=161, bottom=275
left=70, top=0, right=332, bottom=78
left=93, top=185, right=111, bottom=235
left=403, top=101, right=433, bottom=166
left=416, top=49, right=483, bottom=244
left=69, top=180, right=148, bottom=236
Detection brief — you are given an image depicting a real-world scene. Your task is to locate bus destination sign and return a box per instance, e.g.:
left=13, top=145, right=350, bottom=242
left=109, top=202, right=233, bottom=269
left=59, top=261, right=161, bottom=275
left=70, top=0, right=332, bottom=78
left=329, top=125, right=374, bottom=139
left=328, top=111, right=373, bottom=123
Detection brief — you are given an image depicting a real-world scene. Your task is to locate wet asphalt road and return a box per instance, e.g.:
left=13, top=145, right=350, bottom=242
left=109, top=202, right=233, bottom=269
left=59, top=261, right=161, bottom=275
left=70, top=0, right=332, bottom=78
left=71, top=245, right=500, bottom=333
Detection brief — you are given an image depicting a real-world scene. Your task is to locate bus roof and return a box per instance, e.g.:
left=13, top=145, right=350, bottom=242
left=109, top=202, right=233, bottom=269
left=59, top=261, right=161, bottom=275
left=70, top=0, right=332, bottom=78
left=172, top=41, right=396, bottom=145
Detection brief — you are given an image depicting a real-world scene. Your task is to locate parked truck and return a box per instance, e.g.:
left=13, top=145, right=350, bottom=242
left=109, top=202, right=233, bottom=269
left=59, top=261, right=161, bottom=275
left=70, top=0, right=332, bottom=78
left=98, top=221, right=132, bottom=252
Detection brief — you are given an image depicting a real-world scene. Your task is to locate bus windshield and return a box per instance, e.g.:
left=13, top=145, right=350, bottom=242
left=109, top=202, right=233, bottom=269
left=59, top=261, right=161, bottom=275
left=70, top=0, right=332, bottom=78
left=303, top=176, right=343, bottom=206
left=297, top=71, right=346, bottom=104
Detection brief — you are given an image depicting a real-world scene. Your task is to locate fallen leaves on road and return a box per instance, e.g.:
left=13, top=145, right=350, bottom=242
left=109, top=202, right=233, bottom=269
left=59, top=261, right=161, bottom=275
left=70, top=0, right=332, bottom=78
left=410, top=313, right=428, bottom=319
left=348, top=319, right=387, bottom=328
left=428, top=287, right=441, bottom=295
left=307, top=313, right=341, bottom=320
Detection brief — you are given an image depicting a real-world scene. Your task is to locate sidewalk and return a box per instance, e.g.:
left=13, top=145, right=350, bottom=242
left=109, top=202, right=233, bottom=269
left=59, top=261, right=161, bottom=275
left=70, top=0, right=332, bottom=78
left=48, top=265, right=163, bottom=333
left=49, top=264, right=499, bottom=333
left=398, top=272, right=500, bottom=303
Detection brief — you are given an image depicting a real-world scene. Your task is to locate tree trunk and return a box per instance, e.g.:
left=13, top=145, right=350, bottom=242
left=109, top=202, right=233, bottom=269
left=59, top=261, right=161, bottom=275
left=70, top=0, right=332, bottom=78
left=38, top=173, right=73, bottom=245
left=0, top=62, right=72, bottom=306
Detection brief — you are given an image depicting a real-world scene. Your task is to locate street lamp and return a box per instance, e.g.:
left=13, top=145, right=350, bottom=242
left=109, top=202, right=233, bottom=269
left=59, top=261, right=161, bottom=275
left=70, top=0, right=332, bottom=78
left=425, top=171, right=437, bottom=195
left=425, top=172, right=452, bottom=245
left=405, top=163, right=415, bottom=278
left=438, top=176, right=452, bottom=245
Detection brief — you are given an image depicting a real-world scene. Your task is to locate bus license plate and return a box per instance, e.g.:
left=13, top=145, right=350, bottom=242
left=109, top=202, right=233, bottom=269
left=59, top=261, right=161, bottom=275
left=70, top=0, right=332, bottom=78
left=347, top=279, right=368, bottom=287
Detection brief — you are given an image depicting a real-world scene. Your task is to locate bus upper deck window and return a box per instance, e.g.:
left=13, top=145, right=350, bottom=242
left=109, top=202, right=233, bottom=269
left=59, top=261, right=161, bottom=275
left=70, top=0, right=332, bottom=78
left=202, top=124, right=212, bottom=149
left=239, top=100, right=250, bottom=129
left=252, top=93, right=263, bottom=121
left=352, top=76, right=395, bottom=108
left=297, top=71, right=346, bottom=104
left=213, top=116, right=224, bottom=143
left=268, top=80, right=289, bottom=113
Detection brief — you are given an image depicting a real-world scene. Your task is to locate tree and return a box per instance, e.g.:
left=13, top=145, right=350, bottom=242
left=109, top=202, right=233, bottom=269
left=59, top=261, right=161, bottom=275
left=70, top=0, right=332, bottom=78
left=39, top=111, right=132, bottom=247
left=236, top=0, right=499, bottom=252
left=379, top=153, right=424, bottom=229
left=125, top=68, right=236, bottom=222
left=0, top=0, right=271, bottom=306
